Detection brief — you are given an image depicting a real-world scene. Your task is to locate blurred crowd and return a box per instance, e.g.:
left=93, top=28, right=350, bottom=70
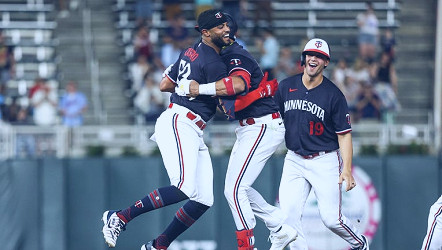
left=0, top=0, right=400, bottom=127
left=124, top=0, right=400, bottom=125
left=331, top=1, right=400, bottom=124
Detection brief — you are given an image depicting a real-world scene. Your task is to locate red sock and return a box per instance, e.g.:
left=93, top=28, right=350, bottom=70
left=236, top=228, right=255, bottom=250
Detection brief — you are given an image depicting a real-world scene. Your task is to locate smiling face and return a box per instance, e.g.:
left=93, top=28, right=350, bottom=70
left=202, top=22, right=231, bottom=49
left=303, top=51, right=329, bottom=77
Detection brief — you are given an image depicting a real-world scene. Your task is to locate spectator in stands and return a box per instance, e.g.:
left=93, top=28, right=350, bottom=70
left=380, top=28, right=396, bottom=61
left=255, top=27, right=280, bottom=79
left=28, top=77, right=46, bottom=100
left=163, top=0, right=182, bottom=24
left=135, top=0, right=154, bottom=27
left=347, top=57, right=371, bottom=86
left=133, top=25, right=154, bottom=60
left=58, top=81, right=88, bottom=127
left=274, top=45, right=297, bottom=82
left=222, top=0, right=248, bottom=28
left=370, top=51, right=400, bottom=123
left=129, top=54, right=151, bottom=97
left=0, top=29, right=15, bottom=84
left=30, top=78, right=57, bottom=126
left=252, top=0, right=272, bottom=35
left=58, top=0, right=70, bottom=18
left=13, top=108, right=36, bottom=158
left=357, top=1, right=379, bottom=63
left=332, top=58, right=350, bottom=93
left=3, top=96, right=23, bottom=124
left=164, top=14, right=191, bottom=51
left=132, top=25, right=162, bottom=69
left=160, top=35, right=182, bottom=69
left=354, top=81, right=382, bottom=122
left=133, top=70, right=165, bottom=123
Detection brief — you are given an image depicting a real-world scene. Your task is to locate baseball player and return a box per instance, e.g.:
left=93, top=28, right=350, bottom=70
left=101, top=10, right=238, bottom=250
left=181, top=14, right=298, bottom=250
left=273, top=38, right=369, bottom=250
left=421, top=195, right=442, bottom=250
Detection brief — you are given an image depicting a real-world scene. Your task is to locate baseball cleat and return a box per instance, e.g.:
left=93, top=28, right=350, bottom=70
left=141, top=240, right=157, bottom=250
left=102, top=210, right=126, bottom=248
left=269, top=224, right=298, bottom=250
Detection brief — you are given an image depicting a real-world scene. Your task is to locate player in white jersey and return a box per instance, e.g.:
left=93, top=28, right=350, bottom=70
left=422, top=195, right=442, bottom=250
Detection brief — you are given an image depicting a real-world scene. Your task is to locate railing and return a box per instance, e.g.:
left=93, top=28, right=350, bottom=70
left=0, top=122, right=435, bottom=159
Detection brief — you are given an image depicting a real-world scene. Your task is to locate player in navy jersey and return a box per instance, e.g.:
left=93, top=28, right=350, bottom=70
left=181, top=14, right=297, bottom=250
left=274, top=38, right=369, bottom=250
left=101, top=10, right=238, bottom=250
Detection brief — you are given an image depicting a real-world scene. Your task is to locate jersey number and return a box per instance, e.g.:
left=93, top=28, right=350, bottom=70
left=309, top=121, right=324, bottom=135
left=178, top=59, right=191, bottom=82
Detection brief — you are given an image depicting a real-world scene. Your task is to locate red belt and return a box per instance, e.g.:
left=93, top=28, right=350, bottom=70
left=299, top=150, right=332, bottom=159
left=169, top=103, right=206, bottom=130
left=239, top=112, right=281, bottom=126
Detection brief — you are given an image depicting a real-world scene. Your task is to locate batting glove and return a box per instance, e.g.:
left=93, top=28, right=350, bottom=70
left=257, top=72, right=278, bottom=97
left=175, top=78, right=191, bottom=96
left=162, top=64, right=173, bottom=78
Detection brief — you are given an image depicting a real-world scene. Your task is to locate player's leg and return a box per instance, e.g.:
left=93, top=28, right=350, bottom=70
left=102, top=110, right=199, bottom=247
left=247, top=187, right=298, bottom=250
left=278, top=151, right=311, bottom=250
left=117, top=110, right=201, bottom=221
left=224, top=124, right=283, bottom=249
left=421, top=195, right=442, bottom=250
left=307, top=152, right=365, bottom=249
left=146, top=127, right=213, bottom=249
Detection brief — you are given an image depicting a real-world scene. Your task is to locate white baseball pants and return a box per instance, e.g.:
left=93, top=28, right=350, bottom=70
left=152, top=104, right=214, bottom=206
left=224, top=114, right=286, bottom=231
left=279, top=150, right=364, bottom=249
left=422, top=195, right=442, bottom=250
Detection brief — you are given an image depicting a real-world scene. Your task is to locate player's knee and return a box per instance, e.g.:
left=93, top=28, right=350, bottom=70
left=224, top=185, right=234, bottom=202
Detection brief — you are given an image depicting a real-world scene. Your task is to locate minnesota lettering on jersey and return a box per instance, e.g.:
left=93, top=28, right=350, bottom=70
left=284, top=99, right=325, bottom=121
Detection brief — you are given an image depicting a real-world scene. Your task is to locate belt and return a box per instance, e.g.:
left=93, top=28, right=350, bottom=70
left=239, top=112, right=281, bottom=126
left=168, top=103, right=206, bottom=130
left=299, top=150, right=332, bottom=159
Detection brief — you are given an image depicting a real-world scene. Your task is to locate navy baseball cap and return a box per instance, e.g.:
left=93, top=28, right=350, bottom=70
left=223, top=12, right=238, bottom=40
left=194, top=9, right=228, bottom=32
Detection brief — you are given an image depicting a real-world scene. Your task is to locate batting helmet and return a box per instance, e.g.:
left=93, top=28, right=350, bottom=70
left=223, top=12, right=238, bottom=40
left=301, top=38, right=331, bottom=66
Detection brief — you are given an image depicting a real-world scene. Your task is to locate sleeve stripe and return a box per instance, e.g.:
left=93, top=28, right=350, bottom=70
left=336, top=128, right=352, bottom=134
left=166, top=74, right=176, bottom=84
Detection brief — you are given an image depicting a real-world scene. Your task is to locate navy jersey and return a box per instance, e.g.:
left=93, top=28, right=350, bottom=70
left=168, top=42, right=228, bottom=122
left=274, top=73, right=352, bottom=155
left=219, top=42, right=279, bottom=120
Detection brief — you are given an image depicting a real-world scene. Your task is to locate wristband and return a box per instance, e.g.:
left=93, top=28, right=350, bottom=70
left=199, top=82, right=216, bottom=95
left=223, top=76, right=236, bottom=96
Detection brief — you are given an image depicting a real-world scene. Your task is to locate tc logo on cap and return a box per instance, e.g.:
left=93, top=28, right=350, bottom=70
left=215, top=12, right=223, bottom=18
left=314, top=41, right=323, bottom=48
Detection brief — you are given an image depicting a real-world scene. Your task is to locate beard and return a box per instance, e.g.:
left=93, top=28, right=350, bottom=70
left=212, top=35, right=229, bottom=49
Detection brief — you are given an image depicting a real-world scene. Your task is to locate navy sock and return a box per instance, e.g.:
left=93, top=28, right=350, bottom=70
left=117, top=186, right=187, bottom=223
left=154, top=200, right=210, bottom=248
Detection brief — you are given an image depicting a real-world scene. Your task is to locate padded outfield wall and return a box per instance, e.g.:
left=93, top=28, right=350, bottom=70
left=0, top=155, right=440, bottom=250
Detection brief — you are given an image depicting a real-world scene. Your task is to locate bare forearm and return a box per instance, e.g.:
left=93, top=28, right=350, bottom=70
left=160, top=77, right=176, bottom=93
left=214, top=76, right=246, bottom=96
left=338, top=132, right=353, bottom=173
